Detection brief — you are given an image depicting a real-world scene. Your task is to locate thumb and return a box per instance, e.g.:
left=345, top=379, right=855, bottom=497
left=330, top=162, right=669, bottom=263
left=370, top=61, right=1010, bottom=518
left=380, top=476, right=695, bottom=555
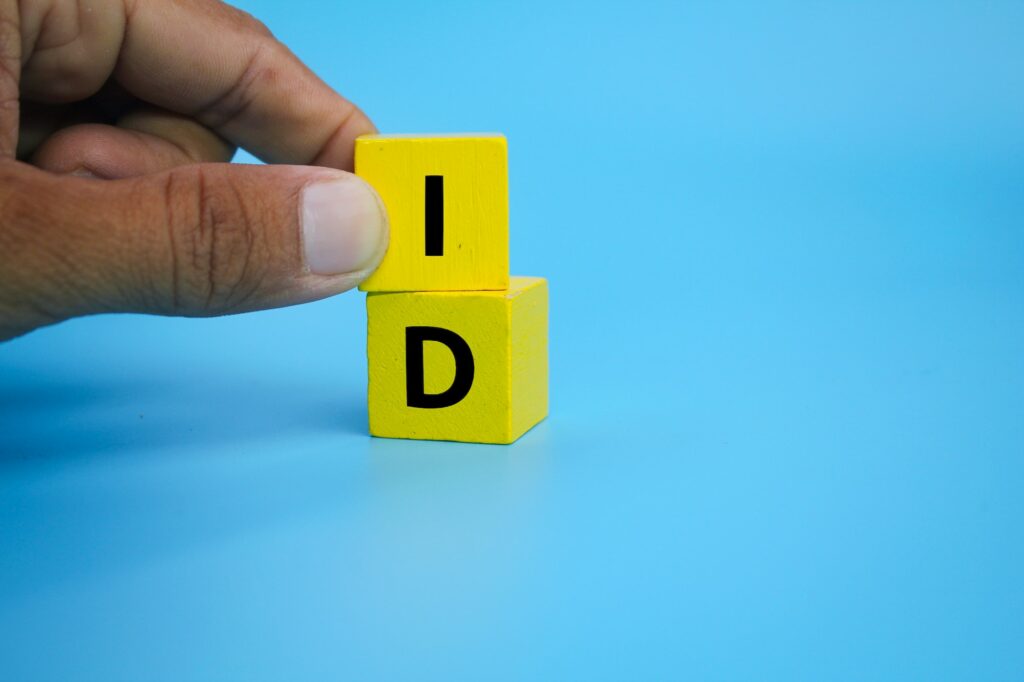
left=0, top=161, right=388, bottom=339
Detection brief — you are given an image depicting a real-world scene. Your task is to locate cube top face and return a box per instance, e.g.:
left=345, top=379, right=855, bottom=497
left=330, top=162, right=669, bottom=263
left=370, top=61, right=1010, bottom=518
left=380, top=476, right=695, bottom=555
left=356, top=134, right=510, bottom=292
left=366, top=277, right=548, bottom=444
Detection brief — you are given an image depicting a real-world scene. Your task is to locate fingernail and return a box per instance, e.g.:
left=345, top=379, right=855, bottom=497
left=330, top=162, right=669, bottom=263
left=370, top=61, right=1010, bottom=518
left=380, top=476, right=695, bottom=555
left=302, top=175, right=387, bottom=275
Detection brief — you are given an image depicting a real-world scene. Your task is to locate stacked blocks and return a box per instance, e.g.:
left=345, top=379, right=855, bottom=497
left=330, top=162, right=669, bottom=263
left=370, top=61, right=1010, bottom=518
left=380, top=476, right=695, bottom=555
left=357, top=134, right=548, bottom=444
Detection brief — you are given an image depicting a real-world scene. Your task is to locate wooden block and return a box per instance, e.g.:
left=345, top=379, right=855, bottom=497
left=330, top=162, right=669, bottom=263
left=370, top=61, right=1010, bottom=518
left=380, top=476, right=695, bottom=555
left=367, top=277, right=548, bottom=444
left=356, top=134, right=510, bottom=292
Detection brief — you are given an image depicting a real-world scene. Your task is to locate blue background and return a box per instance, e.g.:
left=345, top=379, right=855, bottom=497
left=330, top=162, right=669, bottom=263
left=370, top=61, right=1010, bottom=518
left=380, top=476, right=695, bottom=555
left=2, top=1, right=1023, bottom=679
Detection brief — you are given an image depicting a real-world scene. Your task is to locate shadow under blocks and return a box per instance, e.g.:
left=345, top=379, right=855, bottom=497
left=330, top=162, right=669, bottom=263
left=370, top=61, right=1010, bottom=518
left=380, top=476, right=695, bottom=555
left=357, top=134, right=548, bottom=444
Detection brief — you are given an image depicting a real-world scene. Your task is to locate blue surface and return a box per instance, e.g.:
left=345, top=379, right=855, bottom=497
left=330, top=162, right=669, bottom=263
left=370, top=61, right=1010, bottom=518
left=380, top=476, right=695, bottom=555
left=2, top=1, right=1024, bottom=679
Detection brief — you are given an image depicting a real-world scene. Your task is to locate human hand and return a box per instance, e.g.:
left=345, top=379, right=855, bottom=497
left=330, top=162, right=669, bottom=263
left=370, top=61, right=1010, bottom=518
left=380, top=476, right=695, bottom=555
left=0, top=0, right=388, bottom=341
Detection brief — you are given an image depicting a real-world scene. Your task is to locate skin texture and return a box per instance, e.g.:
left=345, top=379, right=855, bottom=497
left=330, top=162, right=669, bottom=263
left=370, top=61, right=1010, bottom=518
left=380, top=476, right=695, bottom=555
left=0, top=0, right=384, bottom=341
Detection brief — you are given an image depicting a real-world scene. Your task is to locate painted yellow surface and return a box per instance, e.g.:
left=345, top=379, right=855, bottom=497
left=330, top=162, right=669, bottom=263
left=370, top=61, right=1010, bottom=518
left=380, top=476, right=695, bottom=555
left=367, top=277, right=548, bottom=444
left=356, top=134, right=510, bottom=292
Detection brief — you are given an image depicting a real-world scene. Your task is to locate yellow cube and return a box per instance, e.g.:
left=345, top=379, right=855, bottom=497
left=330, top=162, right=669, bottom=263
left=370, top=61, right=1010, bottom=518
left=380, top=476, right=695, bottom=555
left=366, top=277, right=548, bottom=444
left=356, top=134, right=510, bottom=292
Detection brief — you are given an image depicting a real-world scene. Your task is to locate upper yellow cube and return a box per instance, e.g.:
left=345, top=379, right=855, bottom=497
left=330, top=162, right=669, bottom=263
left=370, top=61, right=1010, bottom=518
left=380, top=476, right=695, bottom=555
left=356, top=134, right=510, bottom=292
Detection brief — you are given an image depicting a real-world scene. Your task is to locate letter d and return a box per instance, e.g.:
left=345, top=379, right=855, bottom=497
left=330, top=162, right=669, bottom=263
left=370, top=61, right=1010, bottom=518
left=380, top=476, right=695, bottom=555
left=406, top=326, right=475, bottom=408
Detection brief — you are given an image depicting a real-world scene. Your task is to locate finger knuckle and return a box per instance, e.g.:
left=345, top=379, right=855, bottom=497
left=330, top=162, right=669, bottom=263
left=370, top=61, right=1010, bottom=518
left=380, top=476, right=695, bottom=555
left=162, top=167, right=267, bottom=315
left=19, top=0, right=124, bottom=101
left=230, top=8, right=275, bottom=39
left=193, top=40, right=285, bottom=131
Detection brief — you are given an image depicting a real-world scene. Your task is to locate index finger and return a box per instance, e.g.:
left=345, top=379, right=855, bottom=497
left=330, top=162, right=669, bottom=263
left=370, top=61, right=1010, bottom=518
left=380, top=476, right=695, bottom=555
left=121, top=0, right=374, bottom=169
left=25, top=0, right=375, bottom=170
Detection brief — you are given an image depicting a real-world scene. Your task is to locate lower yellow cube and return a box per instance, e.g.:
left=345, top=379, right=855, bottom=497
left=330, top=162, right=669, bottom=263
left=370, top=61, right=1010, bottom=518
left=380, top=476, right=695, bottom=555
left=366, top=277, right=548, bottom=444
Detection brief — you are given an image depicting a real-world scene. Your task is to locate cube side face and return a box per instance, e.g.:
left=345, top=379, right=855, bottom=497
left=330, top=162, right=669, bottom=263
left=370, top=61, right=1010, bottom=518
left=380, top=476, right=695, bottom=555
left=356, top=135, right=510, bottom=292
left=509, top=278, right=549, bottom=440
left=367, top=290, right=513, bottom=444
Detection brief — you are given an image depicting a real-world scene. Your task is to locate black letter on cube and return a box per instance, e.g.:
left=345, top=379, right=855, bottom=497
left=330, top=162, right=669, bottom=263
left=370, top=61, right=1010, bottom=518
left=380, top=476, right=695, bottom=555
left=406, top=326, right=475, bottom=408
left=425, top=175, right=444, bottom=256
